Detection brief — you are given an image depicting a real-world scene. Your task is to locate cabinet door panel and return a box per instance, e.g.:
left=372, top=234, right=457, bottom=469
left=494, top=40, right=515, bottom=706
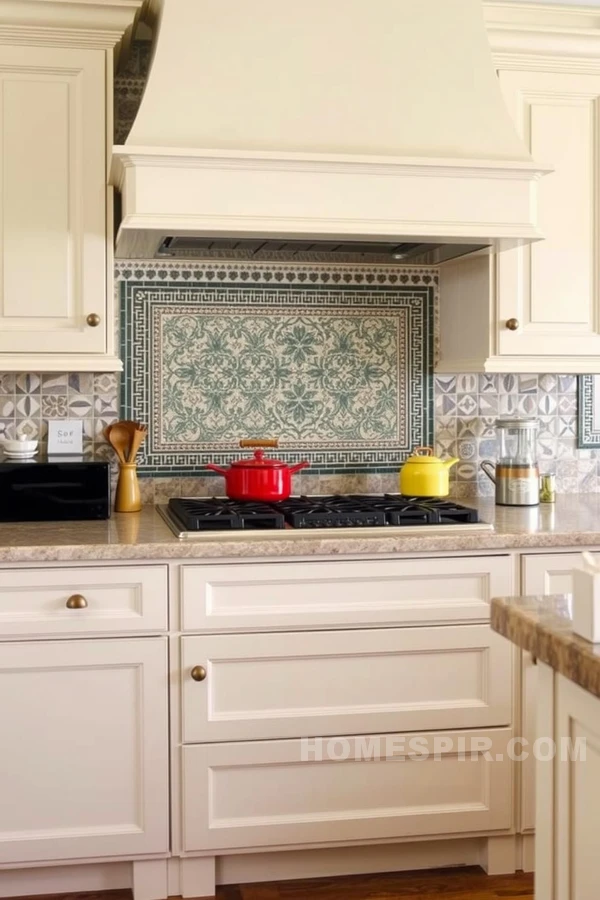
left=0, top=45, right=105, bottom=354
left=182, top=625, right=512, bottom=742
left=0, top=638, right=168, bottom=864
left=498, top=70, right=600, bottom=357
left=182, top=729, right=513, bottom=851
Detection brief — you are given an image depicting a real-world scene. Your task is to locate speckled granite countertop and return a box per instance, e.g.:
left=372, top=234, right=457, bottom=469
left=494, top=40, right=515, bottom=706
left=491, top=593, right=600, bottom=699
left=0, top=493, right=600, bottom=562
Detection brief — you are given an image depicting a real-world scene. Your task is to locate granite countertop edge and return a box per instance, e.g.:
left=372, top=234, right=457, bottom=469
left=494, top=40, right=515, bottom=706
left=491, top=595, right=600, bottom=700
left=3, top=525, right=600, bottom=563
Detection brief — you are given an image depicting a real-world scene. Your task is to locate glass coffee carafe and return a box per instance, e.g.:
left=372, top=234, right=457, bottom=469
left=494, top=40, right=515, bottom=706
left=497, top=417, right=538, bottom=467
left=481, top=417, right=540, bottom=506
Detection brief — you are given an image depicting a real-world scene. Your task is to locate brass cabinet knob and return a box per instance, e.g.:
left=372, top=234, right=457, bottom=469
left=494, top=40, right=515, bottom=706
left=506, top=318, right=519, bottom=331
left=191, top=665, right=207, bottom=682
left=86, top=313, right=101, bottom=327
left=66, top=593, right=88, bottom=609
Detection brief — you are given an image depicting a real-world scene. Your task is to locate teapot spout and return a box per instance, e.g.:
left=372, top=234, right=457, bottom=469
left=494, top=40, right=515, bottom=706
left=443, top=457, right=459, bottom=470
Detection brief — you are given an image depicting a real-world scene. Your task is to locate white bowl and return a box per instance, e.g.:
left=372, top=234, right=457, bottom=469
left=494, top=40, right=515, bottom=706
left=3, top=439, right=38, bottom=454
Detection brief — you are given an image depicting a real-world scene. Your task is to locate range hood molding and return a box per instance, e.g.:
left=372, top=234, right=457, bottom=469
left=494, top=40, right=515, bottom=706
left=112, top=147, right=548, bottom=259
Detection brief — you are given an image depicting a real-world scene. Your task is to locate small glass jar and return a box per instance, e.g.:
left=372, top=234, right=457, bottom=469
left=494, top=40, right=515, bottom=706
left=539, top=473, right=556, bottom=504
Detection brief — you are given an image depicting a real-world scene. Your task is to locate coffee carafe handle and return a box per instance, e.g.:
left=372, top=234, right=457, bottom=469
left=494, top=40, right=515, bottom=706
left=480, top=460, right=497, bottom=485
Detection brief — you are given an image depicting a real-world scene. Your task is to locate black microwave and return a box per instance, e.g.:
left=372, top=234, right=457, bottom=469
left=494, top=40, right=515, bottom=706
left=0, top=458, right=111, bottom=521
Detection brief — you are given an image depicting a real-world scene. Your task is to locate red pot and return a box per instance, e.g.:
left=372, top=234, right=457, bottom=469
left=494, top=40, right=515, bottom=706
left=206, top=439, right=309, bottom=502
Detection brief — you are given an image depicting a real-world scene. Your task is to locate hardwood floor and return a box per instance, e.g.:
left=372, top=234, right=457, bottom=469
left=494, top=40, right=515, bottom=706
left=8, top=867, right=534, bottom=900
left=217, top=868, right=534, bottom=899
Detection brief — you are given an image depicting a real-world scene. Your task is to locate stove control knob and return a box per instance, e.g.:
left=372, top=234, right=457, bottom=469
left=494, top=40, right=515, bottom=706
left=191, top=665, right=207, bottom=682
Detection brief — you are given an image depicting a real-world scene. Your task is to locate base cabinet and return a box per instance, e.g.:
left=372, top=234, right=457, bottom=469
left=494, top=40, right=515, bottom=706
left=555, top=675, right=600, bottom=900
left=0, top=638, right=169, bottom=864
left=520, top=553, right=579, bottom=836
left=537, top=666, right=600, bottom=900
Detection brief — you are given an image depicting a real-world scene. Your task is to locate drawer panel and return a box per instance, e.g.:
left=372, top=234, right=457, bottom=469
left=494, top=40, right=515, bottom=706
left=182, top=728, right=513, bottom=851
left=181, top=556, right=512, bottom=632
left=182, top=625, right=512, bottom=742
left=0, top=565, right=168, bottom=636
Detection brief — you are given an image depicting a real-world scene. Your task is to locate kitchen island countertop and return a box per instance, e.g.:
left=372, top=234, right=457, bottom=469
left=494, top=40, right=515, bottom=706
left=490, top=592, right=600, bottom=700
left=1, top=493, right=600, bottom=562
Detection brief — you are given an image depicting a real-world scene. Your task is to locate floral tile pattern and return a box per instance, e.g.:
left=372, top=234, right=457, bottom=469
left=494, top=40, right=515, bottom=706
left=119, top=261, right=436, bottom=475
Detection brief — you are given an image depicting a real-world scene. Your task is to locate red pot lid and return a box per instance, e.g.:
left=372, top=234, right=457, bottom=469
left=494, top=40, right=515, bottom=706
left=231, top=449, right=287, bottom=469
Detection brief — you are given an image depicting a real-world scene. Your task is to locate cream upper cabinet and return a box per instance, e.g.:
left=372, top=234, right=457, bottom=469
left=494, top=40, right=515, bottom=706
left=439, top=8, right=600, bottom=374
left=0, top=1, right=141, bottom=371
left=0, top=45, right=107, bottom=361
left=496, top=69, right=600, bottom=361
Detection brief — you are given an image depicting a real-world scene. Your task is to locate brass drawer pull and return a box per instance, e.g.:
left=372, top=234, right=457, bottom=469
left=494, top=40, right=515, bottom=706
left=66, top=593, right=88, bottom=609
left=506, top=318, right=519, bottom=331
left=86, top=313, right=101, bottom=327
left=191, top=665, right=207, bottom=682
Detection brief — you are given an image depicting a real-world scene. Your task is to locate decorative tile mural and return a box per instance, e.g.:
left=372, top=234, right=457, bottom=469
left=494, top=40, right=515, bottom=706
left=118, top=261, right=436, bottom=476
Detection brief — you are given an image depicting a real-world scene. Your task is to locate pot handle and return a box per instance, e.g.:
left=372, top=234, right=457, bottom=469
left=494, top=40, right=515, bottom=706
left=480, top=460, right=497, bottom=485
left=205, top=463, right=228, bottom=475
left=288, top=461, right=310, bottom=475
left=239, top=438, right=279, bottom=448
left=412, top=446, right=433, bottom=456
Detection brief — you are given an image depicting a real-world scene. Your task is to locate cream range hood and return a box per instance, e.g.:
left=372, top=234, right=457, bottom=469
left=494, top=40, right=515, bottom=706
left=111, top=0, right=548, bottom=261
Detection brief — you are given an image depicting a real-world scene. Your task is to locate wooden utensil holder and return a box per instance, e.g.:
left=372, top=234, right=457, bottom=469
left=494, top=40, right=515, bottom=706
left=115, top=462, right=141, bottom=512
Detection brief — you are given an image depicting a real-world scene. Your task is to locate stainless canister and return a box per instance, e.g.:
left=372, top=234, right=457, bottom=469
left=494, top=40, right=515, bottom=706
left=480, top=417, right=540, bottom=507
left=498, top=463, right=540, bottom=506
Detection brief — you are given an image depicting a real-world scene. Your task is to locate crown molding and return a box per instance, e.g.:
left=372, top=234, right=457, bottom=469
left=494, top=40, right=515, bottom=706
left=0, top=0, right=143, bottom=48
left=484, top=2, right=600, bottom=67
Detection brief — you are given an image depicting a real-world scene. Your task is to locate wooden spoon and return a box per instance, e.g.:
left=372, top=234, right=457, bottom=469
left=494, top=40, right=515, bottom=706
left=127, top=424, right=148, bottom=463
left=107, top=423, right=131, bottom=465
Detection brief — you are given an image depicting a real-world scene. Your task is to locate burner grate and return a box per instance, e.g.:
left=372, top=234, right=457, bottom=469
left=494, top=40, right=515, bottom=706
left=168, top=498, right=285, bottom=531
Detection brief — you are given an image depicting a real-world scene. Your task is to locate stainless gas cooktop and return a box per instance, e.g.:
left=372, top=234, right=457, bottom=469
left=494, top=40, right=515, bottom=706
left=159, top=495, right=493, bottom=541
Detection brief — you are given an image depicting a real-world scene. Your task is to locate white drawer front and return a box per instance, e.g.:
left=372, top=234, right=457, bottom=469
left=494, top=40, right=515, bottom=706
left=182, top=728, right=513, bottom=851
left=181, top=556, right=512, bottom=632
left=0, top=566, right=168, bottom=637
left=182, top=625, right=512, bottom=742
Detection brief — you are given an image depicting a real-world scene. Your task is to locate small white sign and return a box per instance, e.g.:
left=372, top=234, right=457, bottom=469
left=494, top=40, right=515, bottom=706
left=47, top=419, right=83, bottom=455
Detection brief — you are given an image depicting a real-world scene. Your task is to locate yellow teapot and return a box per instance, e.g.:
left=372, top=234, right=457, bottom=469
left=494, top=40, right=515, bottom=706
left=399, top=446, right=459, bottom=497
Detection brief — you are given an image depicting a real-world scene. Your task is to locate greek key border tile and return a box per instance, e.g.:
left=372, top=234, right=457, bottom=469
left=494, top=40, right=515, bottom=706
left=578, top=375, right=600, bottom=447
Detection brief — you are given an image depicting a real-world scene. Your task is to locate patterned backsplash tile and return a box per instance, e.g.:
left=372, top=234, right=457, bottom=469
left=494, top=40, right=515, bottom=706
left=434, top=373, right=597, bottom=499
left=1, top=257, right=597, bottom=501
left=118, top=261, right=436, bottom=476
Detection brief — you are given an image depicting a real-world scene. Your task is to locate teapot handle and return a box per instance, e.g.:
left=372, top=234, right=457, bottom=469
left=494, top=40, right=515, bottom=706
left=480, top=460, right=497, bottom=485
left=412, top=446, right=433, bottom=456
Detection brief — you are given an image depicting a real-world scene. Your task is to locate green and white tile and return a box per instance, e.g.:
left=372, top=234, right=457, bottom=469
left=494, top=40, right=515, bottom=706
left=118, top=261, right=436, bottom=476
